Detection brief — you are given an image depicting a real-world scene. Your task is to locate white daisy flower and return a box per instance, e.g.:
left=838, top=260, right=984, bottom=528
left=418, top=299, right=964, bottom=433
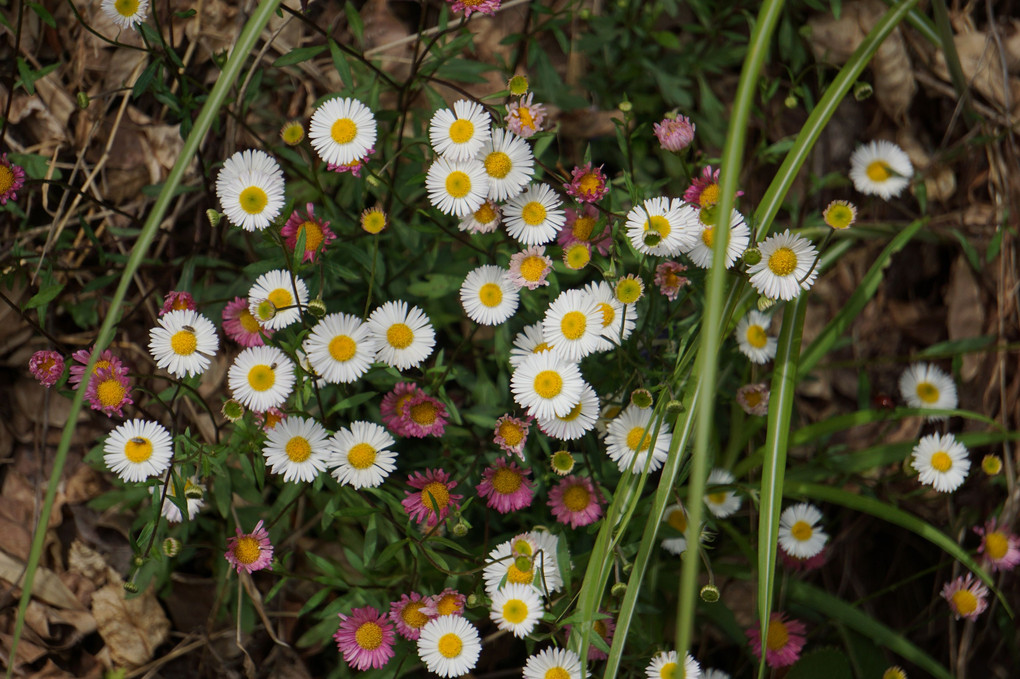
left=227, top=345, right=296, bottom=412
left=661, top=504, right=690, bottom=556
left=483, top=532, right=564, bottom=598
left=367, top=300, right=436, bottom=371
left=489, top=582, right=544, bottom=638
left=626, top=197, right=696, bottom=256
left=898, top=362, right=957, bottom=420
left=778, top=502, right=828, bottom=559
left=524, top=647, right=585, bottom=679
left=511, top=351, right=585, bottom=420
left=148, top=309, right=219, bottom=379
left=262, top=416, right=330, bottom=483
left=849, top=140, right=913, bottom=200
left=504, top=183, right=566, bottom=245
left=308, top=97, right=377, bottom=167
left=328, top=421, right=397, bottom=489
left=104, top=419, right=173, bottom=483
left=537, top=382, right=599, bottom=441
left=458, top=199, right=501, bottom=234
left=247, top=269, right=308, bottom=331
left=584, top=280, right=635, bottom=352
left=911, top=432, right=970, bottom=493
left=429, top=99, right=492, bottom=161
left=509, top=322, right=554, bottom=369
left=426, top=157, right=490, bottom=217
left=460, top=265, right=519, bottom=325
left=704, top=468, right=741, bottom=519
left=417, top=615, right=481, bottom=678
left=646, top=650, right=701, bottom=679
left=542, top=288, right=603, bottom=362
left=152, top=476, right=204, bottom=523
left=746, top=229, right=819, bottom=301
left=702, top=670, right=732, bottom=679
left=735, top=310, right=777, bottom=364
left=477, top=128, right=534, bottom=201
left=605, top=405, right=672, bottom=474
left=682, top=206, right=750, bottom=269
left=302, top=313, right=378, bottom=384
left=101, top=0, right=148, bottom=28
left=215, top=149, right=286, bottom=232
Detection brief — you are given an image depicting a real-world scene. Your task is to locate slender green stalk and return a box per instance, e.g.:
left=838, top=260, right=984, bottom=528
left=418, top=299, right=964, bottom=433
left=6, top=3, right=282, bottom=675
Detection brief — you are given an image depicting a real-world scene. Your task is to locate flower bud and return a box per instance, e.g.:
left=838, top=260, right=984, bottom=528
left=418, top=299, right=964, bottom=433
left=611, top=582, right=627, bottom=598
left=306, top=298, right=327, bottom=318
left=222, top=398, right=244, bottom=422
left=452, top=521, right=469, bottom=537
left=207, top=209, right=223, bottom=228
left=665, top=400, right=684, bottom=416
left=123, top=581, right=139, bottom=594
left=630, top=388, right=653, bottom=409
left=700, top=584, right=720, bottom=603
left=163, top=537, right=181, bottom=557
left=757, top=295, right=776, bottom=312
left=742, top=247, right=762, bottom=266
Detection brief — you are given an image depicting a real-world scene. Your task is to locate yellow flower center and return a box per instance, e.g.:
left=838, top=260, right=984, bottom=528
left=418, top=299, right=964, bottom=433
left=437, top=633, right=462, bottom=658
left=267, top=288, right=292, bottom=311
left=521, top=201, right=547, bottom=226
left=401, top=602, right=429, bottom=628
left=281, top=122, right=304, bottom=145
left=0, top=166, right=13, bottom=194
left=421, top=481, right=451, bottom=512
left=616, top=279, right=642, bottom=304
left=354, top=621, right=383, bottom=650
left=593, top=619, right=607, bottom=637
left=563, top=483, right=591, bottom=511
left=560, top=311, right=587, bottom=340
left=746, top=325, right=768, bottom=349
left=766, top=619, right=789, bottom=651
left=519, top=255, right=547, bottom=282
left=263, top=410, right=283, bottom=430
left=170, top=330, right=197, bottom=355
left=124, top=437, right=152, bottom=463
left=930, top=451, right=953, bottom=472
left=94, top=359, right=112, bottom=373
left=478, top=282, right=503, bottom=307
left=361, top=209, right=386, bottom=234
left=545, top=669, right=570, bottom=679
left=558, top=401, right=583, bottom=422
left=701, top=226, right=715, bottom=249
left=882, top=668, right=907, bottom=679
left=982, top=455, right=1003, bottom=475
left=114, top=0, right=139, bottom=17
left=239, top=186, right=268, bottom=215
left=247, top=364, right=275, bottom=391
left=445, top=171, right=471, bottom=199
left=825, top=204, right=854, bottom=229
left=329, top=335, right=356, bottom=362
left=386, top=323, right=414, bottom=349
left=699, top=183, right=720, bottom=208
left=565, top=244, right=591, bottom=269
left=502, top=599, right=528, bottom=624
left=498, top=421, right=524, bottom=447
left=531, top=342, right=552, bottom=354
left=485, top=151, right=512, bottom=179
left=744, top=391, right=763, bottom=408
left=506, top=563, right=534, bottom=585
left=448, top=119, right=475, bottom=144
left=347, top=443, right=376, bottom=469
left=515, top=106, right=536, bottom=131
left=232, top=536, right=261, bottom=565
left=791, top=520, right=814, bottom=541
left=297, top=221, right=323, bottom=252
left=667, top=508, right=687, bottom=532
left=410, top=400, right=437, bottom=426
left=239, top=309, right=261, bottom=334
left=645, top=215, right=671, bottom=239
left=626, top=426, right=651, bottom=452
left=285, top=436, right=311, bottom=462
left=578, top=173, right=601, bottom=195
left=659, top=662, right=679, bottom=679
left=985, top=532, right=1009, bottom=560
left=767, top=247, right=798, bottom=276
left=708, top=491, right=727, bottom=504
left=915, top=381, right=939, bottom=404
left=866, top=160, right=892, bottom=182
left=951, top=589, right=978, bottom=616
left=572, top=216, right=596, bottom=240
left=491, top=467, right=523, bottom=494
left=598, top=302, right=615, bottom=327
left=533, top=370, right=563, bottom=399
left=331, top=118, right=357, bottom=144
left=474, top=202, right=497, bottom=224
left=436, top=595, right=460, bottom=616
left=97, top=379, right=126, bottom=407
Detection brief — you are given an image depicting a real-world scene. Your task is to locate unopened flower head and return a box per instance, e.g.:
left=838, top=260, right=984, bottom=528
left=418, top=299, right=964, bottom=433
left=279, top=120, right=304, bottom=145
left=361, top=206, right=387, bottom=234
left=653, top=113, right=696, bottom=152
left=823, top=200, right=857, bottom=229
left=29, top=350, right=64, bottom=388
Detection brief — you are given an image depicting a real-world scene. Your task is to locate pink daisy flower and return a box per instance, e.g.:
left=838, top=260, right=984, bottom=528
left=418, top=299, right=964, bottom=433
left=0, top=153, right=26, bottom=205
left=380, top=382, right=425, bottom=436
left=159, top=291, right=196, bottom=316
left=334, top=606, right=396, bottom=670
left=402, top=468, right=462, bottom=527
left=281, top=203, right=336, bottom=263
left=941, top=573, right=989, bottom=620
left=653, top=260, right=690, bottom=301
left=557, top=204, right=612, bottom=255
left=564, top=163, right=609, bottom=203
left=508, top=246, right=553, bottom=290
left=68, top=347, right=121, bottom=389
left=683, top=165, right=743, bottom=209
left=421, top=588, right=467, bottom=618
left=652, top=114, right=695, bottom=152
left=29, top=350, right=64, bottom=388
left=493, top=414, right=531, bottom=457
left=401, top=392, right=448, bottom=438
left=736, top=382, right=770, bottom=416
left=389, top=592, right=432, bottom=640
left=780, top=544, right=828, bottom=573
left=327, top=146, right=374, bottom=177
left=506, top=92, right=546, bottom=138
left=476, top=458, right=534, bottom=514
left=565, top=612, right=615, bottom=661
left=84, top=364, right=133, bottom=417
left=253, top=407, right=287, bottom=431
left=975, top=519, right=1020, bottom=572
left=746, top=612, right=806, bottom=668
left=222, top=296, right=273, bottom=347
left=548, top=475, right=603, bottom=528
left=224, top=519, right=273, bottom=574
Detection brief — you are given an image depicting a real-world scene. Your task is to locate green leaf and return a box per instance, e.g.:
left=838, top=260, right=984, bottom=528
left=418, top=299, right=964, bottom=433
left=23, top=282, right=64, bottom=310
left=786, top=648, right=853, bottom=679
left=344, top=2, right=364, bottom=44
left=329, top=40, right=354, bottom=90
left=28, top=2, right=56, bottom=28
left=273, top=44, right=326, bottom=67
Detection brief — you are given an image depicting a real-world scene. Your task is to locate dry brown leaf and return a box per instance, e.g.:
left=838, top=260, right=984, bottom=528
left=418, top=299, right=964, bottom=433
left=361, top=0, right=414, bottom=82
left=896, top=130, right=956, bottom=202
left=0, top=631, right=49, bottom=665
left=946, top=255, right=984, bottom=382
left=932, top=31, right=1020, bottom=116
left=0, top=550, right=85, bottom=611
left=91, top=570, right=171, bottom=668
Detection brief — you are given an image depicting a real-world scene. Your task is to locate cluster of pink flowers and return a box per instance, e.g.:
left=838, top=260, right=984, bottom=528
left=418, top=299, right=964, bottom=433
left=381, top=383, right=448, bottom=438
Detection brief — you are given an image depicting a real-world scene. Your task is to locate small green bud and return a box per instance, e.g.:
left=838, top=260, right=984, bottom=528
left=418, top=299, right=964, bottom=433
left=222, top=398, right=244, bottom=422
left=306, top=298, right=327, bottom=318
left=163, top=537, right=181, bottom=557
left=665, top=399, right=684, bottom=416
left=123, top=581, right=139, bottom=593
left=630, top=388, right=653, bottom=409
left=133, top=555, right=145, bottom=567
left=784, top=94, right=798, bottom=109
left=642, top=230, right=662, bottom=248
left=206, top=209, right=223, bottom=228
left=551, top=450, right=575, bottom=476
left=700, top=584, right=721, bottom=603
left=742, top=247, right=762, bottom=266
left=466, top=593, right=480, bottom=608
left=618, top=100, right=633, bottom=113
left=452, top=521, right=469, bottom=537
left=757, top=295, right=776, bottom=312
left=611, top=582, right=627, bottom=598
left=698, top=204, right=719, bottom=226
left=507, top=74, right=529, bottom=96
left=76, top=92, right=90, bottom=109
left=514, top=555, right=534, bottom=572
left=853, top=81, right=873, bottom=101
left=255, top=299, right=277, bottom=321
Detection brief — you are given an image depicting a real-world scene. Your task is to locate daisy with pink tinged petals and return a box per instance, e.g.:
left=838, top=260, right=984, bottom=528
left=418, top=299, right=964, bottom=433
left=389, top=592, right=432, bottom=640
left=683, top=165, right=742, bottom=209
left=0, top=154, right=26, bottom=205
left=159, top=291, right=196, bottom=316
left=565, top=163, right=609, bottom=203
left=654, top=261, right=689, bottom=301
left=422, top=588, right=467, bottom=618
left=975, top=519, right=1020, bottom=572
left=254, top=407, right=286, bottom=431
left=281, top=203, right=336, bottom=263
left=222, top=296, right=272, bottom=347
left=29, top=350, right=64, bottom=388
left=477, top=458, right=534, bottom=513
left=448, top=0, right=500, bottom=18
left=746, top=612, right=806, bottom=668
left=459, top=199, right=501, bottom=234
left=327, top=146, right=374, bottom=177
left=224, top=519, right=273, bottom=574
left=85, top=364, right=133, bottom=417
left=494, top=414, right=531, bottom=457
left=402, top=469, right=462, bottom=527
left=68, top=347, right=120, bottom=388
left=380, top=382, right=425, bottom=436
left=401, top=392, right=449, bottom=438
left=941, top=573, right=989, bottom=620
left=334, top=606, right=396, bottom=670
left=558, top=204, right=612, bottom=255
left=549, top=475, right=603, bottom=528
left=506, top=93, right=546, bottom=138
left=509, top=246, right=553, bottom=290
left=653, top=114, right=696, bottom=152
